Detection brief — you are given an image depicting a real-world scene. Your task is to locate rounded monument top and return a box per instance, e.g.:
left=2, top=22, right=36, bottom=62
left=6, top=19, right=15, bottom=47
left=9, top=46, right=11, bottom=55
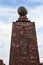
left=18, top=6, right=28, bottom=16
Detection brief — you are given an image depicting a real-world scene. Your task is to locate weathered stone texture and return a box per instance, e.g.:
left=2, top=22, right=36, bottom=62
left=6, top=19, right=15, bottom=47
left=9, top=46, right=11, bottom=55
left=9, top=22, right=40, bottom=65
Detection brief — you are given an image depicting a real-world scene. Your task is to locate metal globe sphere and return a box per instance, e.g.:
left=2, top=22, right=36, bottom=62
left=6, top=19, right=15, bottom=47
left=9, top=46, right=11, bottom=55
left=18, top=6, right=28, bottom=16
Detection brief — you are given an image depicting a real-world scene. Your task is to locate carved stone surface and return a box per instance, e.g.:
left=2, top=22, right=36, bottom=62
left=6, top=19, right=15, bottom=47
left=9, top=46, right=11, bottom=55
left=9, top=22, right=41, bottom=65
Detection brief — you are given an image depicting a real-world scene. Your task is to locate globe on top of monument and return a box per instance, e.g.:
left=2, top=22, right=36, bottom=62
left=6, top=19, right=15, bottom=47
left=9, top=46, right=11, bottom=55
left=18, top=6, right=28, bottom=16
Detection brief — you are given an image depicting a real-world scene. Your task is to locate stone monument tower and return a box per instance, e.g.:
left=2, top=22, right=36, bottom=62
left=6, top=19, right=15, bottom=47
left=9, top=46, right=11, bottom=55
left=9, top=6, right=41, bottom=65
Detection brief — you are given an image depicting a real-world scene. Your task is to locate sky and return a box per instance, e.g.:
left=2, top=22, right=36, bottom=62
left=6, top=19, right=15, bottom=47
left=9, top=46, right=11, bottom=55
left=0, top=0, right=43, bottom=65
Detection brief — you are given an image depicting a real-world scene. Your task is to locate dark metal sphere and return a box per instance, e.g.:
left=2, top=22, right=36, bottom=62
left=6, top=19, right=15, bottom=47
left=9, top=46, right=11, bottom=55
left=18, top=6, right=28, bottom=16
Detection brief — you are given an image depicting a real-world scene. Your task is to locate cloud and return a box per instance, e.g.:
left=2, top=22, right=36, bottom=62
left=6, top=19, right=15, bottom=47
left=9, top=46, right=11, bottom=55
left=0, top=22, right=12, bottom=65
left=21, top=0, right=43, bottom=4
left=40, top=58, right=43, bottom=63
left=28, top=5, right=43, bottom=27
left=27, top=0, right=43, bottom=3
left=0, top=7, right=18, bottom=23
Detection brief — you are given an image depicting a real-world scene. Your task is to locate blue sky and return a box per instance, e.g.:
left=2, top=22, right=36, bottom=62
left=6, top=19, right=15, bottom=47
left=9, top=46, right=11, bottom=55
left=0, top=0, right=43, bottom=65
left=0, top=0, right=39, bottom=7
left=0, top=0, right=43, bottom=8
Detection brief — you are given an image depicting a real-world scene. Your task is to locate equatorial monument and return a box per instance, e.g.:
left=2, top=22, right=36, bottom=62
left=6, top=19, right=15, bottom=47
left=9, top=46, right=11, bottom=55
left=9, top=6, right=42, bottom=65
